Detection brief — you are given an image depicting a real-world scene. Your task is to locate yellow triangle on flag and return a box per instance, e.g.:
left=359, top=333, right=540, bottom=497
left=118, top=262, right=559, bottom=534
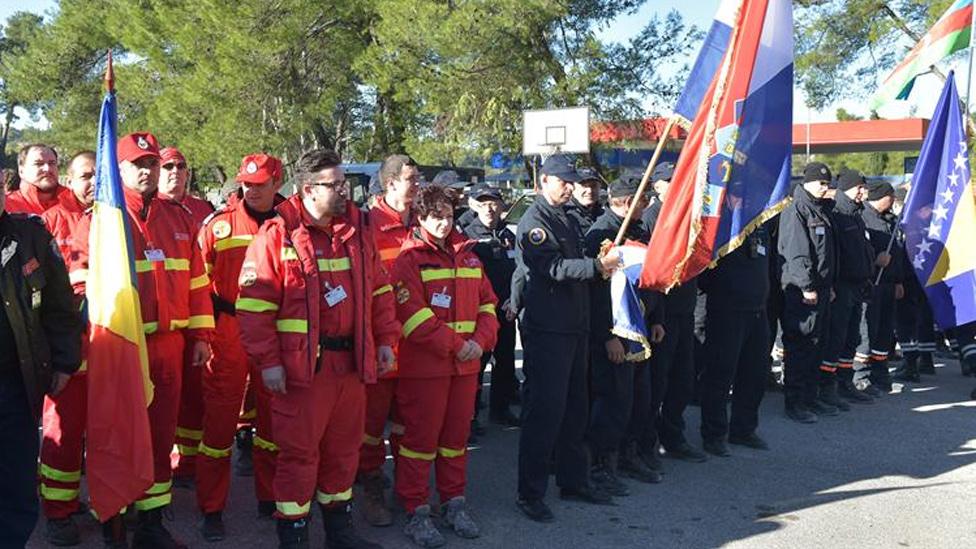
left=927, top=179, right=976, bottom=286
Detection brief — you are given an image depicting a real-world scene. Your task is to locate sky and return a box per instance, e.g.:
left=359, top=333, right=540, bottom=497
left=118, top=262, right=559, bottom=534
left=2, top=0, right=972, bottom=127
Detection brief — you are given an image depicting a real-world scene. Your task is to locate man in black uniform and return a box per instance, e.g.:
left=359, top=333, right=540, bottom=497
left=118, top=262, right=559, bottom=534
left=698, top=211, right=773, bottom=456
left=515, top=155, right=619, bottom=522
left=0, top=184, right=82, bottom=547
left=857, top=181, right=909, bottom=390
left=584, top=177, right=663, bottom=495
left=564, top=167, right=604, bottom=234
left=820, top=170, right=875, bottom=409
left=464, top=183, right=520, bottom=426
left=778, top=162, right=837, bottom=423
left=640, top=162, right=707, bottom=464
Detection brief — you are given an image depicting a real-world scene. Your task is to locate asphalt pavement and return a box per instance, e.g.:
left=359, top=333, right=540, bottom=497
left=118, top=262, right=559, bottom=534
left=28, top=356, right=976, bottom=548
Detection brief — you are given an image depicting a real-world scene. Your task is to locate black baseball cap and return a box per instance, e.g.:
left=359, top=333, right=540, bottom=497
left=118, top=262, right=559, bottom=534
left=803, top=162, right=832, bottom=183
left=837, top=169, right=866, bottom=192
left=608, top=177, right=643, bottom=198
left=866, top=180, right=895, bottom=201
left=468, top=183, right=503, bottom=201
left=652, top=162, right=675, bottom=182
left=540, top=154, right=584, bottom=182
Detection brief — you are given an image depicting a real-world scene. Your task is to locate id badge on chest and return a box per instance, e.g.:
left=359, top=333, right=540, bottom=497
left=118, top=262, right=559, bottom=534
left=324, top=284, right=348, bottom=307
left=814, top=226, right=826, bottom=236
left=144, top=248, right=166, bottom=262
left=431, top=287, right=452, bottom=309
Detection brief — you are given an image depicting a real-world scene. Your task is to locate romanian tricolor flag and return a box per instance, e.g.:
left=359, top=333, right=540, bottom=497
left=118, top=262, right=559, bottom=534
left=640, top=0, right=793, bottom=291
left=85, top=55, right=154, bottom=520
left=870, top=0, right=973, bottom=110
left=901, top=72, right=976, bottom=330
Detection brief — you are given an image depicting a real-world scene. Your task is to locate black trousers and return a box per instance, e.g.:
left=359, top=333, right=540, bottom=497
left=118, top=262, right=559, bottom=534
left=644, top=312, right=695, bottom=451
left=0, top=374, right=39, bottom=548
left=821, top=282, right=863, bottom=377
left=587, top=345, right=650, bottom=455
left=896, top=277, right=935, bottom=357
left=781, top=285, right=830, bottom=402
left=477, top=316, right=518, bottom=413
left=860, top=283, right=897, bottom=361
left=518, top=329, right=589, bottom=500
left=699, top=307, right=770, bottom=441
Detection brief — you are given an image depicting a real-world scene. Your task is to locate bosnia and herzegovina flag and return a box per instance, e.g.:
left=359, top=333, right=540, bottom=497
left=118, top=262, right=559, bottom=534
left=640, top=0, right=792, bottom=291
left=86, top=57, right=154, bottom=520
left=901, top=72, right=976, bottom=330
left=611, top=243, right=653, bottom=361
left=870, top=0, right=973, bottom=110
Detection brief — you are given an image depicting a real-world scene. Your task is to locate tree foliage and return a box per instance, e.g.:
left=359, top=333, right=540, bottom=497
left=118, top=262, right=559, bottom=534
left=2, top=0, right=701, bottom=185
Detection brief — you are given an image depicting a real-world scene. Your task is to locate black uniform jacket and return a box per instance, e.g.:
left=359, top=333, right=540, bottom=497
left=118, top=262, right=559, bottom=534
left=829, top=191, right=874, bottom=286
left=464, top=217, right=516, bottom=304
left=0, top=213, right=82, bottom=420
left=516, top=195, right=599, bottom=334
left=862, top=203, right=906, bottom=285
left=778, top=185, right=837, bottom=291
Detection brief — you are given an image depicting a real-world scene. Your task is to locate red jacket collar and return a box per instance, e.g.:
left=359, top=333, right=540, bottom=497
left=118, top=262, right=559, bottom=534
left=401, top=226, right=474, bottom=256
left=17, top=183, right=69, bottom=211
left=276, top=194, right=362, bottom=243
left=373, top=196, right=412, bottom=231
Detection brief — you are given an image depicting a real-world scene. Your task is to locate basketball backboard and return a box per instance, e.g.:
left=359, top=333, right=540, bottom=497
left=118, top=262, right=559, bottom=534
left=522, top=107, right=590, bottom=156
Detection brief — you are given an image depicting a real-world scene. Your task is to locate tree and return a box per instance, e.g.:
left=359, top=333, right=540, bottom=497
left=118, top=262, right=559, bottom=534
left=0, top=11, right=44, bottom=161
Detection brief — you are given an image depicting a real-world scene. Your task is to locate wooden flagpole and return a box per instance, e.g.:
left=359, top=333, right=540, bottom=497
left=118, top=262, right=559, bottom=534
left=612, top=117, right=678, bottom=246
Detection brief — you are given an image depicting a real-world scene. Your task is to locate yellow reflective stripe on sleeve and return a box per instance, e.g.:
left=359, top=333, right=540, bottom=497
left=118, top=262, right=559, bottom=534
left=170, top=319, right=189, bottom=330
left=281, top=247, right=299, bottom=261
left=478, top=303, right=496, bottom=315
left=379, top=248, right=400, bottom=262
left=69, top=269, right=88, bottom=285
left=315, top=488, right=353, bottom=504
left=317, top=257, right=351, bottom=272
left=372, top=284, right=393, bottom=297
left=187, top=315, right=215, bottom=329
left=198, top=443, right=232, bottom=459
left=236, top=298, right=280, bottom=313
left=276, top=501, right=311, bottom=517
left=146, top=481, right=172, bottom=495
left=398, top=445, right=436, bottom=461
left=177, top=444, right=199, bottom=456
left=190, top=273, right=210, bottom=290
left=134, top=494, right=171, bottom=511
left=402, top=308, right=435, bottom=338
left=135, top=258, right=190, bottom=272
left=438, top=446, right=466, bottom=458
left=276, top=319, right=308, bottom=333
left=175, top=427, right=203, bottom=440
left=40, top=483, right=80, bottom=501
left=144, top=322, right=159, bottom=334
left=446, top=320, right=476, bottom=334
left=39, top=463, right=81, bottom=483
left=363, top=434, right=382, bottom=446
left=456, top=267, right=482, bottom=278
left=205, top=262, right=214, bottom=274
left=214, top=235, right=254, bottom=252
left=253, top=435, right=279, bottom=452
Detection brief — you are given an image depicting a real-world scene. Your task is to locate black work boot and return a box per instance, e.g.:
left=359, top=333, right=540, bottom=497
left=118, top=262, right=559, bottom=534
left=132, top=507, right=187, bottom=549
left=618, top=442, right=662, bottom=483
left=893, top=354, right=920, bottom=383
left=869, top=360, right=893, bottom=393
left=837, top=370, right=873, bottom=404
left=101, top=514, right=127, bottom=548
left=917, top=352, right=936, bottom=375
left=321, top=503, right=383, bottom=549
left=590, top=452, right=629, bottom=496
left=235, top=428, right=254, bottom=477
left=200, top=511, right=225, bottom=542
left=785, top=392, right=818, bottom=424
left=276, top=517, right=310, bottom=549
left=817, top=378, right=850, bottom=412
left=47, top=516, right=81, bottom=546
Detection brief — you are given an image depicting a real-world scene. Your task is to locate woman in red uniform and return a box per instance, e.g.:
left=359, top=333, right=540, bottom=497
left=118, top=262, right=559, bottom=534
left=392, top=185, right=499, bottom=548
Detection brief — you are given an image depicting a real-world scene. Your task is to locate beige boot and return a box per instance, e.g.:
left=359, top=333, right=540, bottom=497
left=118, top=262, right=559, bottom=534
left=359, top=472, right=393, bottom=527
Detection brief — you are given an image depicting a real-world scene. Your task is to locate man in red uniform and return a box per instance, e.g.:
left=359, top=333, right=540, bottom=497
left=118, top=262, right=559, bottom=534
left=38, top=151, right=95, bottom=546
left=358, top=154, right=421, bottom=526
left=237, top=149, right=398, bottom=549
left=8, top=144, right=74, bottom=215
left=69, top=132, right=214, bottom=549
left=195, top=153, right=284, bottom=541
left=158, top=146, right=215, bottom=485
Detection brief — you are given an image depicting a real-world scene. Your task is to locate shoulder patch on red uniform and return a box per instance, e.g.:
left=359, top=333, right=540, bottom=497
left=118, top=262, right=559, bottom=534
left=395, top=282, right=410, bottom=304
left=212, top=220, right=231, bottom=239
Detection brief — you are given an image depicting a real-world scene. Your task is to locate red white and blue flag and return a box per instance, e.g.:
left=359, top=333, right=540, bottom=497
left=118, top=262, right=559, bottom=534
left=611, top=242, right=653, bottom=361
left=640, top=0, right=793, bottom=291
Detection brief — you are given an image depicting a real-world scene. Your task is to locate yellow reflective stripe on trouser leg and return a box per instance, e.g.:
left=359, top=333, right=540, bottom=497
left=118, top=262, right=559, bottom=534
left=198, top=443, right=232, bottom=459
left=40, top=483, right=80, bottom=501
left=176, top=427, right=203, bottom=440
left=135, top=481, right=172, bottom=511
left=315, top=488, right=353, bottom=505
left=253, top=435, right=279, bottom=452
left=39, top=463, right=82, bottom=483
left=276, top=501, right=311, bottom=517
left=398, top=445, right=436, bottom=461
left=438, top=446, right=466, bottom=458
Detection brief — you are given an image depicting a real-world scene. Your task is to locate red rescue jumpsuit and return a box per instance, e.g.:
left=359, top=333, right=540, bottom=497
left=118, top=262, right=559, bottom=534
left=172, top=193, right=215, bottom=479
left=38, top=194, right=89, bottom=519
left=237, top=196, right=398, bottom=519
left=195, top=196, right=281, bottom=512
left=70, top=187, right=215, bottom=512
left=6, top=183, right=74, bottom=215
left=360, top=197, right=411, bottom=476
left=392, top=228, right=498, bottom=513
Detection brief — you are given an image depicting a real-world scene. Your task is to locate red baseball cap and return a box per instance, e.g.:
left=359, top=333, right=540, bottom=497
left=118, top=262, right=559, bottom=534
left=117, top=132, right=161, bottom=163
left=159, top=147, right=186, bottom=165
left=236, top=153, right=283, bottom=184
